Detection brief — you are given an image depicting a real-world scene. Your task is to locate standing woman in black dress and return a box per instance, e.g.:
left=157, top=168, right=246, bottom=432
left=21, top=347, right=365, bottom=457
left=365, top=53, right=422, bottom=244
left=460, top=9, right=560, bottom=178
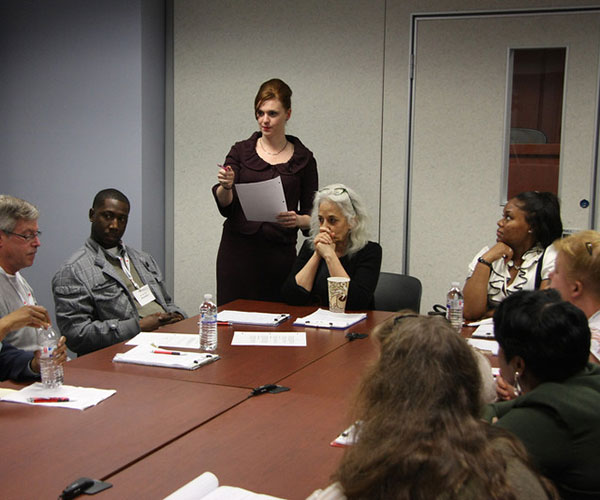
left=212, top=79, right=318, bottom=305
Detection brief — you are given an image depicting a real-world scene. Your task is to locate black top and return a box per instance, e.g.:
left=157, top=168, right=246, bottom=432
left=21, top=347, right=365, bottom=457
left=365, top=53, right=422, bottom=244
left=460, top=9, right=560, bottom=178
left=212, top=131, right=318, bottom=245
left=281, top=240, right=382, bottom=310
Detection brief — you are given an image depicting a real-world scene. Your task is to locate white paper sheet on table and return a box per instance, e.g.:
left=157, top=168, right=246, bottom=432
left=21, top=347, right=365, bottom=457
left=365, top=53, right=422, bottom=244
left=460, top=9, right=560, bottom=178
left=126, top=332, right=199, bottom=349
left=231, top=331, right=306, bottom=347
left=0, top=382, right=116, bottom=410
left=470, top=321, right=495, bottom=339
left=467, top=317, right=494, bottom=327
left=467, top=338, right=499, bottom=355
left=234, top=177, right=287, bottom=222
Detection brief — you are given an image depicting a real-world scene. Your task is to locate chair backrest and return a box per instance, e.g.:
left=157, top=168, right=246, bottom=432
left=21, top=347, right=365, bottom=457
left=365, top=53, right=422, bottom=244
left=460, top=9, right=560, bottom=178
left=373, top=272, right=422, bottom=313
left=510, top=127, right=547, bottom=144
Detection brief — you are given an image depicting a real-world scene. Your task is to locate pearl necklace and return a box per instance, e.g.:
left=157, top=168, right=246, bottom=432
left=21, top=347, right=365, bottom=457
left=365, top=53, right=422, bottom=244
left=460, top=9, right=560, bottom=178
left=259, top=137, right=288, bottom=156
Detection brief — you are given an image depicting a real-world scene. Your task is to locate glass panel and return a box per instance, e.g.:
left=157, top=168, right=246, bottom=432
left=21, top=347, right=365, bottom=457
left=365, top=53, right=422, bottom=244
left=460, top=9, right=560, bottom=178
left=507, top=48, right=566, bottom=200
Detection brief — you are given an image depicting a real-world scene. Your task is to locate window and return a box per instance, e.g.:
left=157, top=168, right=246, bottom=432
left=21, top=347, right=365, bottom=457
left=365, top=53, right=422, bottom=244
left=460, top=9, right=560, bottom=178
left=506, top=48, right=566, bottom=199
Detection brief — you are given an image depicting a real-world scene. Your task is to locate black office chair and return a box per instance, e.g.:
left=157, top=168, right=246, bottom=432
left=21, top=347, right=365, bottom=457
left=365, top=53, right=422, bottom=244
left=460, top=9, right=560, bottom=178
left=373, top=272, right=422, bottom=313
left=510, top=127, right=547, bottom=144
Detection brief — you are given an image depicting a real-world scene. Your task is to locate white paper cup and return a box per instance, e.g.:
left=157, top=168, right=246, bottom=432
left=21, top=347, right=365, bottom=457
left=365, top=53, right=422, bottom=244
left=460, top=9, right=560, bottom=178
left=327, top=277, right=350, bottom=313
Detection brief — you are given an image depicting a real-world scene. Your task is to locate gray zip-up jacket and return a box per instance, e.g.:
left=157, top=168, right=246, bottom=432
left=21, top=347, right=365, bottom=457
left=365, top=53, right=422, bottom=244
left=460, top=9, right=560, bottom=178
left=52, top=238, right=186, bottom=356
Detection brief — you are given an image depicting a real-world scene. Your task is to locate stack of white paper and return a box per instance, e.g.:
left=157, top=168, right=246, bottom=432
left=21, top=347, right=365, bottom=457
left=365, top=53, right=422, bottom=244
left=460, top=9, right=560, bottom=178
left=468, top=317, right=495, bottom=339
left=293, top=308, right=367, bottom=329
left=113, top=345, right=219, bottom=370
left=217, top=310, right=290, bottom=326
left=0, top=382, right=116, bottom=410
left=467, top=338, right=499, bottom=355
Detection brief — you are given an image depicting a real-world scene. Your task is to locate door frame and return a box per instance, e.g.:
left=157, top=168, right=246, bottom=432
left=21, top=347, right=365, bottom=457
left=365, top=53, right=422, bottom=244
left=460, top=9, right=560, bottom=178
left=404, top=6, right=600, bottom=272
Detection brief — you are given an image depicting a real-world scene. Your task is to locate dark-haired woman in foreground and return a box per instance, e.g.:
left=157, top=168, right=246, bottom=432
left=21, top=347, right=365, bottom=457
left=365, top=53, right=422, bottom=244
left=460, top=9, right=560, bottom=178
left=308, top=313, right=557, bottom=500
left=485, top=289, right=600, bottom=500
left=463, top=191, right=562, bottom=320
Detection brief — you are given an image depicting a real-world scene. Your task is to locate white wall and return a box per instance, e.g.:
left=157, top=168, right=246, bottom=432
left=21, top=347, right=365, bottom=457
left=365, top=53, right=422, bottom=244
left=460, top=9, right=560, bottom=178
left=0, top=0, right=169, bottom=324
left=172, top=0, right=590, bottom=313
left=173, top=0, right=386, bottom=313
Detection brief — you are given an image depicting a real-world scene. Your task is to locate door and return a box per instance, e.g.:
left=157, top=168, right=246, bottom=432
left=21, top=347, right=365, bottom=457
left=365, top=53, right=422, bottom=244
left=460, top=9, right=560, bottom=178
left=408, top=10, right=600, bottom=311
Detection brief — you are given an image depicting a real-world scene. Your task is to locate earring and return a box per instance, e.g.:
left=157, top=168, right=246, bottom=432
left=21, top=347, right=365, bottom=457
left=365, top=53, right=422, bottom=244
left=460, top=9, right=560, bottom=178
left=528, top=229, right=533, bottom=233
left=513, top=371, right=523, bottom=396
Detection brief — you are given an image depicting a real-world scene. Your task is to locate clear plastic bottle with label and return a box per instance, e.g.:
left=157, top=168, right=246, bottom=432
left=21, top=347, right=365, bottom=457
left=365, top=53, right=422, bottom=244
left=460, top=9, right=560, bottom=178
left=199, top=293, right=218, bottom=351
left=446, top=281, right=464, bottom=332
left=37, top=326, right=64, bottom=388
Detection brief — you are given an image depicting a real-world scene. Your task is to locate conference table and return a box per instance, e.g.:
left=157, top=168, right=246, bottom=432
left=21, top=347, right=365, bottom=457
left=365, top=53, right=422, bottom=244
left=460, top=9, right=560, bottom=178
left=0, top=300, right=395, bottom=500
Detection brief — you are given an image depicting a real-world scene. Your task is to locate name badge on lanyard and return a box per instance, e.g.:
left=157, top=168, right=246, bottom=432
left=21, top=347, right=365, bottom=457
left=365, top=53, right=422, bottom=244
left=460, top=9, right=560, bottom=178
left=118, top=252, right=156, bottom=307
left=133, top=284, right=156, bottom=307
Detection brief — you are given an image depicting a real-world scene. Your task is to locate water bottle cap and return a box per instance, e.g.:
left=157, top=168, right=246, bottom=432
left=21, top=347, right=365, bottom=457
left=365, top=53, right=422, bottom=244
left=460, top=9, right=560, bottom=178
left=203, top=293, right=213, bottom=300
left=451, top=281, right=460, bottom=287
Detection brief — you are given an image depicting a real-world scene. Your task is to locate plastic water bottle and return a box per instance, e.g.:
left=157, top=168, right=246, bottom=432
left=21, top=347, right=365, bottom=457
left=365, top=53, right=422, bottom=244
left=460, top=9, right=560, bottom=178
left=37, top=326, right=64, bottom=388
left=446, top=282, right=464, bottom=332
left=199, top=293, right=218, bottom=351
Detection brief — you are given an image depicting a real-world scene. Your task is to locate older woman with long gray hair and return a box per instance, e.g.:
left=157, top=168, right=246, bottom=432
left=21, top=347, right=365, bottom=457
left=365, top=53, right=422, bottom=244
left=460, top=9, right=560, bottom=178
left=281, top=183, right=382, bottom=310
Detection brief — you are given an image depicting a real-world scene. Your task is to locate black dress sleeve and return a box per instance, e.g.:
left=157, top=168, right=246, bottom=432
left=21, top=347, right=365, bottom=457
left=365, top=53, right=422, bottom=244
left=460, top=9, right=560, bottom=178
left=281, top=240, right=314, bottom=305
left=345, top=242, right=383, bottom=310
left=211, top=142, right=243, bottom=219
left=281, top=240, right=383, bottom=310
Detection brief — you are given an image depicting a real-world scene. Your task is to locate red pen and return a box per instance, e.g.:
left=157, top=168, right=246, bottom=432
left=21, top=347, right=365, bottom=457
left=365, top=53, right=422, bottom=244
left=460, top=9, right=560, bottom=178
left=152, top=349, right=181, bottom=355
left=29, top=397, right=70, bottom=403
left=217, top=321, right=232, bottom=326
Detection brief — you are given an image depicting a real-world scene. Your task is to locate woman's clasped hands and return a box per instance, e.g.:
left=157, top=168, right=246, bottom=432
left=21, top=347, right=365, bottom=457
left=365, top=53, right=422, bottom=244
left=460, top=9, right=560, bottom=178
left=313, top=227, right=337, bottom=259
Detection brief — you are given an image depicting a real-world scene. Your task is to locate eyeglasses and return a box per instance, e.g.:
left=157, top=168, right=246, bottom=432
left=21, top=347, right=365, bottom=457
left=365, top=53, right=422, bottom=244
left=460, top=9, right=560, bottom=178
left=586, top=241, right=594, bottom=256
left=319, top=187, right=349, bottom=196
left=319, top=187, right=356, bottom=213
left=3, top=230, right=42, bottom=242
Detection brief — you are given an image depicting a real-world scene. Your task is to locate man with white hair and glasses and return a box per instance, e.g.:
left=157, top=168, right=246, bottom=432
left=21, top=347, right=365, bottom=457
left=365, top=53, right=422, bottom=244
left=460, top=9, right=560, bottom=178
left=0, top=194, right=52, bottom=350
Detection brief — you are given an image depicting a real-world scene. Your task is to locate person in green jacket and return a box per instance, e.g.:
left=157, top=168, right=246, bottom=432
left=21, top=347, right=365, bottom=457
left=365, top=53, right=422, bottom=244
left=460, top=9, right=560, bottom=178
left=484, top=289, right=600, bottom=500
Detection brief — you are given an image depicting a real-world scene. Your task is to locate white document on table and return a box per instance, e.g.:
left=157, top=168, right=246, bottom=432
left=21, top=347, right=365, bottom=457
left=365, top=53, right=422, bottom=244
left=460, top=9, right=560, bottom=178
left=217, top=310, right=290, bottom=326
left=470, top=321, right=495, bottom=339
left=467, top=338, right=499, bottom=355
left=293, top=308, right=367, bottom=329
left=234, top=177, right=287, bottom=222
left=113, top=345, right=218, bottom=370
left=0, top=382, right=116, bottom=410
left=126, top=332, right=199, bottom=349
left=467, top=317, right=494, bottom=327
left=231, top=331, right=306, bottom=347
